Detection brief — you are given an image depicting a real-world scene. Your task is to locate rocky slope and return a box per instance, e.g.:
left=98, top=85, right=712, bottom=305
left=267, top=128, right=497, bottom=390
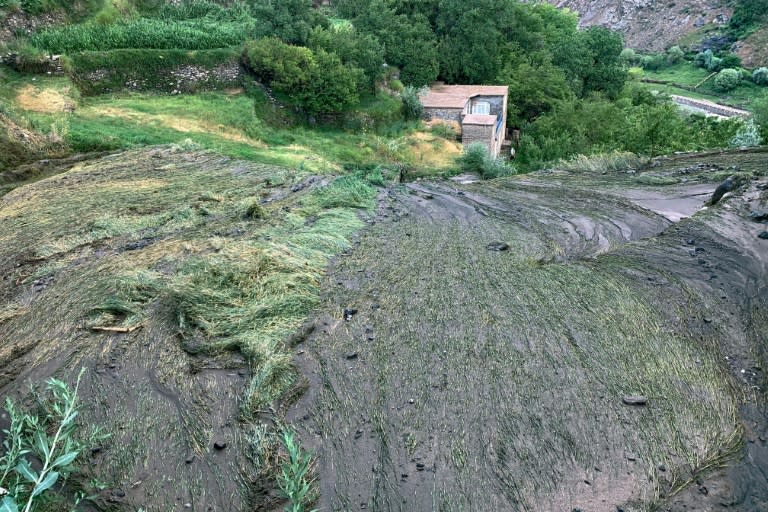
left=548, top=0, right=732, bottom=51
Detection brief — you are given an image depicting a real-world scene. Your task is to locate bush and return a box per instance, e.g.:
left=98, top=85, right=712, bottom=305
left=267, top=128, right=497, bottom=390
left=619, top=48, right=638, bottom=66
left=667, top=46, right=685, bottom=65
left=456, top=142, right=516, bottom=179
left=400, top=85, right=423, bottom=121
left=714, top=68, right=741, bottom=91
left=695, top=49, right=724, bottom=71
left=730, top=119, right=762, bottom=147
left=243, top=37, right=360, bottom=117
left=753, top=67, right=768, bottom=85
left=640, top=54, right=667, bottom=71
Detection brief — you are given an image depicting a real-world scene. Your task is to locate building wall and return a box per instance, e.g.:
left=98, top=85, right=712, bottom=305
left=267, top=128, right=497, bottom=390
left=423, top=107, right=464, bottom=124
left=470, top=95, right=504, bottom=118
left=462, top=124, right=493, bottom=153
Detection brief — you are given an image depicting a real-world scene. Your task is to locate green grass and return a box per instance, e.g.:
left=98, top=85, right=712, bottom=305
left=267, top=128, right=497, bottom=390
left=642, top=62, right=766, bottom=109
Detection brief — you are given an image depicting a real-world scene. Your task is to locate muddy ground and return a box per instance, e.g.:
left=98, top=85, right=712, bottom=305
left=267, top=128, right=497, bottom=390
left=289, top=150, right=768, bottom=511
left=0, top=148, right=766, bottom=511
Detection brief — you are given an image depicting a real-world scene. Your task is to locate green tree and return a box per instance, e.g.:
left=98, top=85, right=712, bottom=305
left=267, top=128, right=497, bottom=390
left=580, top=26, right=626, bottom=99
left=250, top=0, right=328, bottom=44
left=499, top=52, right=574, bottom=124
left=308, top=25, right=385, bottom=94
left=714, top=68, right=741, bottom=91
left=667, top=45, right=684, bottom=65
left=243, top=38, right=360, bottom=117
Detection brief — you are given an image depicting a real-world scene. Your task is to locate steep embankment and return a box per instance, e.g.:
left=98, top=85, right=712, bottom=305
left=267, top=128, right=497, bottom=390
left=290, top=150, right=768, bottom=511
left=547, top=0, right=731, bottom=51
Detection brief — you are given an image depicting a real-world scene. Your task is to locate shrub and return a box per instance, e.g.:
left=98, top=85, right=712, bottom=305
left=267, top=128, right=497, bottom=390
left=456, top=142, right=516, bottom=179
left=389, top=79, right=404, bottom=92
left=619, top=48, right=638, bottom=66
left=400, top=85, right=423, bottom=121
left=730, top=119, right=762, bottom=147
left=753, top=67, right=768, bottom=85
left=640, top=54, right=667, bottom=71
left=667, top=46, right=685, bottom=65
left=243, top=37, right=360, bottom=117
left=720, top=53, right=742, bottom=69
left=714, top=68, right=741, bottom=91
left=695, top=49, right=723, bottom=71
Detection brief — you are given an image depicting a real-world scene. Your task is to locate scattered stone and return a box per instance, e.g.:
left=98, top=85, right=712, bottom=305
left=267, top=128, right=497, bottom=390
left=346, top=352, right=359, bottom=360
left=658, top=464, right=666, bottom=472
left=355, top=430, right=363, bottom=439
left=185, top=455, right=195, bottom=464
left=688, top=249, right=696, bottom=257
left=343, top=308, right=358, bottom=321
left=371, top=303, right=380, bottom=310
left=584, top=479, right=591, bottom=485
left=748, top=210, right=768, bottom=222
left=686, top=239, right=696, bottom=245
left=622, top=395, right=648, bottom=406
left=184, top=503, right=192, bottom=508
left=703, top=317, right=712, bottom=323
left=487, top=241, right=510, bottom=251
left=408, top=398, right=415, bottom=404
left=416, top=463, right=425, bottom=471
left=213, top=441, right=227, bottom=450
left=758, top=231, right=768, bottom=240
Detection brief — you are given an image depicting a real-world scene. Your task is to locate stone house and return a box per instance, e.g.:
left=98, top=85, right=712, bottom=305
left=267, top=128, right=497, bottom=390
left=420, top=84, right=509, bottom=157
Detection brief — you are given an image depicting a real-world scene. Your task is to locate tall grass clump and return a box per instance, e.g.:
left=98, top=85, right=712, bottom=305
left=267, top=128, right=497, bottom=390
left=311, top=175, right=376, bottom=209
left=0, top=369, right=96, bottom=512
left=557, top=151, right=644, bottom=173
left=30, top=18, right=253, bottom=53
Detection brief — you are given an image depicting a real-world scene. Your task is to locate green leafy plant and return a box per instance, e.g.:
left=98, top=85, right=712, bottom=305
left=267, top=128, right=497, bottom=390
left=400, top=85, right=423, bottom=121
left=714, top=68, right=741, bottom=92
left=278, top=431, right=317, bottom=512
left=0, top=369, right=92, bottom=512
left=456, top=142, right=516, bottom=179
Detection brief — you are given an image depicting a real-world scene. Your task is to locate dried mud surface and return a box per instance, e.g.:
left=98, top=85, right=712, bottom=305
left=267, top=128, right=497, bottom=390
left=290, top=151, right=768, bottom=511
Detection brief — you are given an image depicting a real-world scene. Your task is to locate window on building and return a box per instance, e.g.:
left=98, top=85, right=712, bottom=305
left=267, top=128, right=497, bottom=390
left=472, top=101, right=490, bottom=115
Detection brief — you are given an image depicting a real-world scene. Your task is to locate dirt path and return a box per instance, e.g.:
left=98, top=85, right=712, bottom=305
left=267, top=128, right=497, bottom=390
left=289, top=153, right=768, bottom=511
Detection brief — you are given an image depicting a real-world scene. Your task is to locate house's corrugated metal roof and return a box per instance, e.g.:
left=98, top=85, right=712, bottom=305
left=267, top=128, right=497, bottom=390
left=420, top=84, right=509, bottom=109
left=462, top=114, right=497, bottom=125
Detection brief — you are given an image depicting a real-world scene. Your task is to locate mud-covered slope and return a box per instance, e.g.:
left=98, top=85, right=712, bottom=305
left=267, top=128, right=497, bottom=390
left=289, top=150, right=768, bottom=511
left=547, top=0, right=731, bottom=51
left=0, top=146, right=370, bottom=511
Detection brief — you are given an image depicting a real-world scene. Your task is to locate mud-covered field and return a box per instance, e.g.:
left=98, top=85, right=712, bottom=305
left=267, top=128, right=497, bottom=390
left=290, top=151, right=768, bottom=511
left=0, top=148, right=766, bottom=511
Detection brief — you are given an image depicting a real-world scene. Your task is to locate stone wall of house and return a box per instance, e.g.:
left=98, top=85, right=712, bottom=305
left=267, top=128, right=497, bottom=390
left=462, top=124, right=493, bottom=152
left=423, top=107, right=464, bottom=123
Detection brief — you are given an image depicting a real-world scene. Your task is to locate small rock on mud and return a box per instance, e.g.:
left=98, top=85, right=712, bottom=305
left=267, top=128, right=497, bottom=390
left=758, top=231, right=768, bottom=240
left=487, top=241, right=510, bottom=251
left=623, top=395, right=648, bottom=406
left=343, top=308, right=358, bottom=320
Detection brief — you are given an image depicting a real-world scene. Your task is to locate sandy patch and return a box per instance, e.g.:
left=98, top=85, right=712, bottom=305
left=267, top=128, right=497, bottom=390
left=16, top=85, right=75, bottom=113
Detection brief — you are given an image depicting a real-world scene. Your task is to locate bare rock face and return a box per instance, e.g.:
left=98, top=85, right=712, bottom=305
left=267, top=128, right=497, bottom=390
left=547, top=0, right=732, bottom=51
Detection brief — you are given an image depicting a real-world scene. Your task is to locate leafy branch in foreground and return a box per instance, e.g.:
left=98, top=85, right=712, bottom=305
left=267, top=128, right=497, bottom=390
left=0, top=369, right=95, bottom=512
left=278, top=430, right=317, bottom=512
